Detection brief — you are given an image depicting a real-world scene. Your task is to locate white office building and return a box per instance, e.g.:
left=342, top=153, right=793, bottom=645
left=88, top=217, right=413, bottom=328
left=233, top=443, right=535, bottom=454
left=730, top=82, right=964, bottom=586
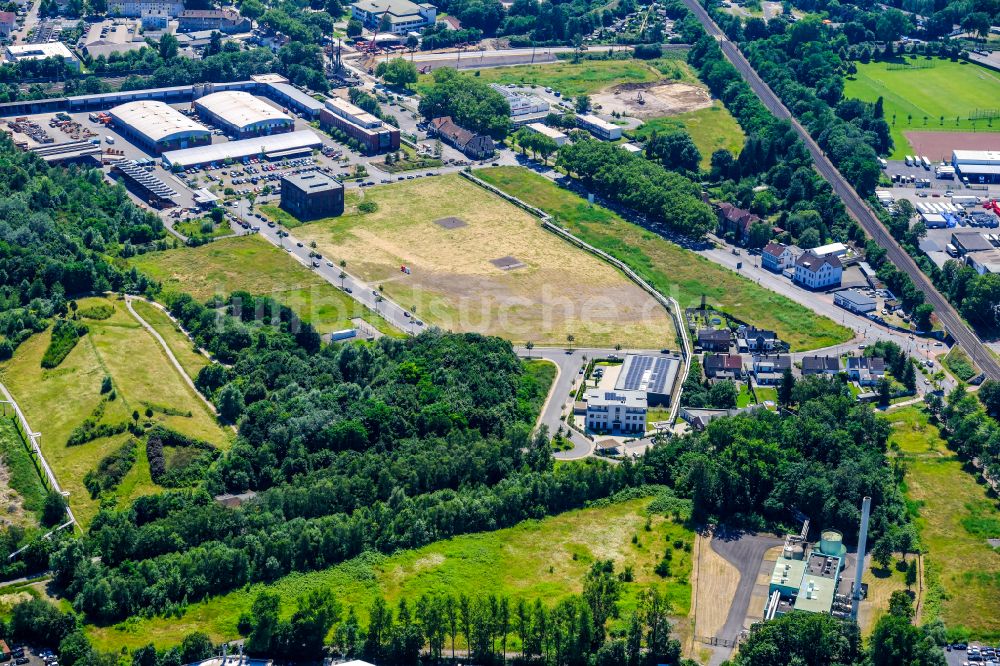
left=490, top=84, right=549, bottom=117
left=576, top=113, right=622, bottom=141
left=526, top=122, right=567, bottom=146
left=585, top=390, right=647, bottom=434
left=350, top=0, right=436, bottom=34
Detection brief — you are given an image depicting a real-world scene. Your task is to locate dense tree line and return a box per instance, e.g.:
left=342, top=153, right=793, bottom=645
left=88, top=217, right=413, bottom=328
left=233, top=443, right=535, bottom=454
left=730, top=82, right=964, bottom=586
left=0, top=135, right=160, bottom=360
left=733, top=593, right=945, bottom=666
left=424, top=0, right=639, bottom=44
left=46, top=314, right=639, bottom=622
left=418, top=68, right=512, bottom=139
left=679, top=6, right=866, bottom=248
left=645, top=376, right=908, bottom=536
left=555, top=138, right=716, bottom=237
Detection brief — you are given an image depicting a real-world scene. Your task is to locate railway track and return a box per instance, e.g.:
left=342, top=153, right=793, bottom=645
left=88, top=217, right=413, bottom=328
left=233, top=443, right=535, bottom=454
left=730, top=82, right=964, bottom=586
left=681, top=0, right=1000, bottom=379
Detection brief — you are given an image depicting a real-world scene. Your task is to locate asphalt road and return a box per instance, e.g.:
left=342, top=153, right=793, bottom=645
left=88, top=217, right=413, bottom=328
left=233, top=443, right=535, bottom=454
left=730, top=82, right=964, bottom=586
left=247, top=213, right=421, bottom=335
left=708, top=530, right=784, bottom=664
left=515, top=346, right=593, bottom=459
left=680, top=0, right=1000, bottom=380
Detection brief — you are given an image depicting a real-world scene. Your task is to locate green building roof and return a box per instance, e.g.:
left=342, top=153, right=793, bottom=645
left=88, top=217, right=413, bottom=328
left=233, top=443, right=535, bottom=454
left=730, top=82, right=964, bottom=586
left=769, top=557, right=807, bottom=596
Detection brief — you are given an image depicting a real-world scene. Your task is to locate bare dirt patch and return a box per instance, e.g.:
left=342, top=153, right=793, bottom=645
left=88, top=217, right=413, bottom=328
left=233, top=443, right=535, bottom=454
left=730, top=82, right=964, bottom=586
left=906, top=130, right=1000, bottom=161
left=592, top=81, right=712, bottom=120
left=434, top=216, right=467, bottom=230
left=693, top=532, right=740, bottom=639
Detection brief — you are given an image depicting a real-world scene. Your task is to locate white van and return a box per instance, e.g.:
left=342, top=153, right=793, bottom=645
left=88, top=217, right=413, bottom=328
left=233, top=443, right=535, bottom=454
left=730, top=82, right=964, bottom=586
left=105, top=135, right=115, bottom=144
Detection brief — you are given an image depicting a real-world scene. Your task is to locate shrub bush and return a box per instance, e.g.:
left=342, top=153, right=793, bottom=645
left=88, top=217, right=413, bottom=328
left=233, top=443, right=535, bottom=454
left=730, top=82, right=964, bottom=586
left=41, top=320, right=88, bottom=369
left=83, top=439, right=138, bottom=498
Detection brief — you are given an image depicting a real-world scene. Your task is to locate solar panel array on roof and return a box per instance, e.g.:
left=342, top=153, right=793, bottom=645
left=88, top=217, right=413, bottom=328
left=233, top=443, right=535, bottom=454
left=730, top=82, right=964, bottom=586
left=615, top=354, right=679, bottom=396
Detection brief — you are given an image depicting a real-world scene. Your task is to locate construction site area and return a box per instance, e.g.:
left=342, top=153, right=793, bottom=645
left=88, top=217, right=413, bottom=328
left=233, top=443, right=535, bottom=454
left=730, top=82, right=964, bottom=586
left=592, top=80, right=714, bottom=119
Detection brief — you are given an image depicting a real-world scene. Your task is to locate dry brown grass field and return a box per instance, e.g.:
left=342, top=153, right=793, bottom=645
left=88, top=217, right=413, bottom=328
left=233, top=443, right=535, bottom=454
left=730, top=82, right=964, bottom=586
left=293, top=175, right=675, bottom=347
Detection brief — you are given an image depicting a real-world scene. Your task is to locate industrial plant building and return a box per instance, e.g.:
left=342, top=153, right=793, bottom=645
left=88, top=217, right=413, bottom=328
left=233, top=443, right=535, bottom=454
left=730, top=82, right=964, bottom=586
left=320, top=97, right=400, bottom=154
left=350, top=0, right=437, bottom=34
left=765, top=497, right=872, bottom=622
left=194, top=91, right=293, bottom=138
left=160, top=129, right=322, bottom=169
left=766, top=531, right=850, bottom=619
left=614, top=353, right=680, bottom=408
left=264, top=80, right=325, bottom=120
left=952, top=149, right=1000, bottom=185
left=280, top=172, right=344, bottom=220
left=109, top=100, right=211, bottom=154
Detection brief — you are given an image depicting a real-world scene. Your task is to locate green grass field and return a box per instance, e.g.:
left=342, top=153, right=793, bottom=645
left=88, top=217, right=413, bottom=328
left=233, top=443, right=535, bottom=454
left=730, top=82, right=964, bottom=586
left=889, top=407, right=1000, bottom=640
left=474, top=167, right=852, bottom=351
left=416, top=57, right=694, bottom=98
left=629, top=102, right=745, bottom=169
left=0, top=417, right=48, bottom=526
left=129, top=300, right=209, bottom=380
left=258, top=204, right=303, bottom=229
left=173, top=218, right=232, bottom=241
left=87, top=495, right=692, bottom=651
left=291, top=174, right=676, bottom=348
left=843, top=58, right=1000, bottom=159
left=130, top=235, right=398, bottom=337
left=0, top=297, right=230, bottom=525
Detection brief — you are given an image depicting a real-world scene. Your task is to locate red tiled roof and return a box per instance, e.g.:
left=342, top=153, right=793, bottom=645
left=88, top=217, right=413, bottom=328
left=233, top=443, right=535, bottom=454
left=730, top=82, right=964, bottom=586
left=762, top=241, right=786, bottom=258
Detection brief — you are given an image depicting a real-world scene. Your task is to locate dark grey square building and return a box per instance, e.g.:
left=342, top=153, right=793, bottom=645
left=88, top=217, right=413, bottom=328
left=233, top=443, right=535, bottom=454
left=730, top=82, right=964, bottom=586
left=280, top=172, right=344, bottom=220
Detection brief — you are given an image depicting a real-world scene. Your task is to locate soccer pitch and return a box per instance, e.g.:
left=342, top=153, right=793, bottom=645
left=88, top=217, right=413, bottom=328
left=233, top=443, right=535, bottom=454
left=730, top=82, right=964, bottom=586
left=843, top=58, right=1000, bottom=158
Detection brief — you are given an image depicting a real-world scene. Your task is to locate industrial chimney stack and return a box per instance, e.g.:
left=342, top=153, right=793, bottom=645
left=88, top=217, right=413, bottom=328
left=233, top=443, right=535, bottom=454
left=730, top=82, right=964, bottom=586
left=851, top=496, right=872, bottom=619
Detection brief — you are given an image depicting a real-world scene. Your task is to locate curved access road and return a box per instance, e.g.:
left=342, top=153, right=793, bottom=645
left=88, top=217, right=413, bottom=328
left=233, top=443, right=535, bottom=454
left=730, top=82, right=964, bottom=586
left=681, top=0, right=1000, bottom=380
left=124, top=296, right=222, bottom=421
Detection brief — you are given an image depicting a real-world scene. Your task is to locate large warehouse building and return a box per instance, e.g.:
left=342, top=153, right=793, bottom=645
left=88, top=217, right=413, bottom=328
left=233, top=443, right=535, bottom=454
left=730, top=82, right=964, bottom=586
left=193, top=91, right=293, bottom=139
left=109, top=100, right=211, bottom=154
left=160, top=129, right=322, bottom=169
left=952, top=149, right=1000, bottom=185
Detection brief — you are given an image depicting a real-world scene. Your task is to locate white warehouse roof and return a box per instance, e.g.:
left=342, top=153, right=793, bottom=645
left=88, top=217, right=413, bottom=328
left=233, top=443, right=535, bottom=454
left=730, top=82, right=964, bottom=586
left=577, top=113, right=618, bottom=132
left=811, top=242, right=848, bottom=257
left=526, top=122, right=567, bottom=141
left=194, top=91, right=290, bottom=131
left=110, top=100, right=209, bottom=144
left=6, top=41, right=78, bottom=62
left=161, top=129, right=322, bottom=168
left=953, top=150, right=1000, bottom=165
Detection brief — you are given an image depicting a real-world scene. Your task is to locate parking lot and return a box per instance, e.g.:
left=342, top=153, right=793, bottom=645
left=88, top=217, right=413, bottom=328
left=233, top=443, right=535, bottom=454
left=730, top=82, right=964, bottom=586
left=944, top=643, right=1000, bottom=665
left=884, top=159, right=1000, bottom=201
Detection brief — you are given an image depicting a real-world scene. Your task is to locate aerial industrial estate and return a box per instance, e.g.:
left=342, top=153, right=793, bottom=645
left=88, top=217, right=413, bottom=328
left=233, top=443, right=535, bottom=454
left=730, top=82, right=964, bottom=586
left=0, top=0, right=999, bottom=663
